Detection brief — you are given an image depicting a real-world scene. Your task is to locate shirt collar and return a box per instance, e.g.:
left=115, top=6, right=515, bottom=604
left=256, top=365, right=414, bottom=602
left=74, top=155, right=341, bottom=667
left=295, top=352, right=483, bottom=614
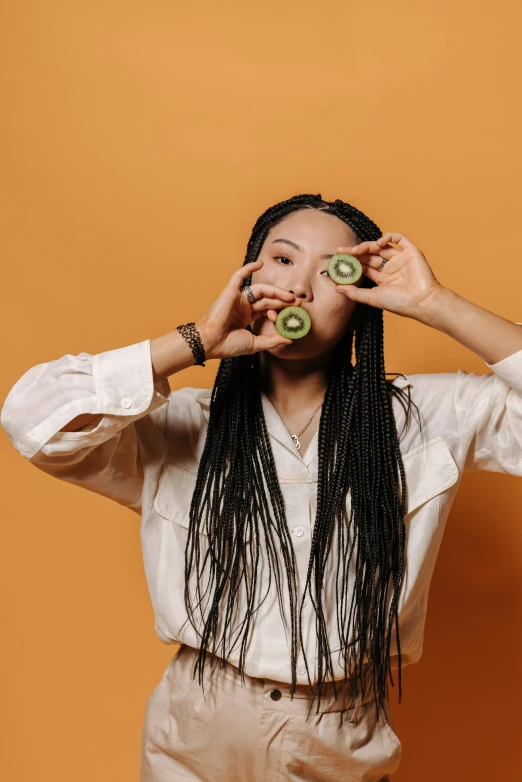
left=195, top=388, right=316, bottom=467
left=260, top=390, right=318, bottom=467
left=196, top=375, right=412, bottom=471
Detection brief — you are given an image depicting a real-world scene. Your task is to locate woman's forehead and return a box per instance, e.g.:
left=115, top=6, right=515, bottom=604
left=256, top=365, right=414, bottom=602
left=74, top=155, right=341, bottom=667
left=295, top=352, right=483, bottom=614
left=265, top=211, right=358, bottom=249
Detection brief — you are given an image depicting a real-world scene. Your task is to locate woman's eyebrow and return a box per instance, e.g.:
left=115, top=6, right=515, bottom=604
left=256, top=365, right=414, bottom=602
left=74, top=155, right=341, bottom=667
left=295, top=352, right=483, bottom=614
left=270, top=238, right=334, bottom=260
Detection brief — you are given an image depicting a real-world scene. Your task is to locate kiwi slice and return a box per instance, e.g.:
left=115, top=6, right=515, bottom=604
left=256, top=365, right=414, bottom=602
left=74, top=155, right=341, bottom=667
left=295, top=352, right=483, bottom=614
left=276, top=306, right=311, bottom=340
left=328, top=253, right=362, bottom=285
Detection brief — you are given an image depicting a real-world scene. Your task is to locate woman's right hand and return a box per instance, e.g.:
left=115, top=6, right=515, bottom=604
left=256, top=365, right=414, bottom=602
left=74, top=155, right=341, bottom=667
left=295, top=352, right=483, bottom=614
left=196, top=259, right=303, bottom=360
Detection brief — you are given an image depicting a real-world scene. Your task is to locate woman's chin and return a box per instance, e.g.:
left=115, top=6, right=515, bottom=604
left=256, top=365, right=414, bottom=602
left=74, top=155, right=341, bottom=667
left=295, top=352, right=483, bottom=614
left=269, top=335, right=316, bottom=358
left=254, top=319, right=316, bottom=357
left=269, top=341, right=297, bottom=354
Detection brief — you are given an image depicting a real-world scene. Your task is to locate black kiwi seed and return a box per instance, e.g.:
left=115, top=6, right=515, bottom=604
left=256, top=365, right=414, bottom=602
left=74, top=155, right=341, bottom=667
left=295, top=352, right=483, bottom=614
left=328, top=253, right=363, bottom=285
left=275, top=306, right=312, bottom=340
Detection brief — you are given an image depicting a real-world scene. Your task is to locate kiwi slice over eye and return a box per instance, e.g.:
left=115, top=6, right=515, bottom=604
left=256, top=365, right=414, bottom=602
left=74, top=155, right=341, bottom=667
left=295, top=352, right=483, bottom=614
left=276, top=306, right=311, bottom=340
left=328, top=253, right=363, bottom=285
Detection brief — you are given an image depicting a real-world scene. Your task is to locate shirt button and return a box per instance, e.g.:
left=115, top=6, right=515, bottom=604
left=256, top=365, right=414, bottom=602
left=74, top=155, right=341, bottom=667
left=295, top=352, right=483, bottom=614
left=270, top=689, right=282, bottom=701
left=121, top=397, right=132, bottom=409
left=294, top=526, right=304, bottom=537
left=296, top=663, right=306, bottom=675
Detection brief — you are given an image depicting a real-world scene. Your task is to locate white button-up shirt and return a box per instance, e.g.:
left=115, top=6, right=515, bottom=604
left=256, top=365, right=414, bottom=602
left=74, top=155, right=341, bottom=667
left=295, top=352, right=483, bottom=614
left=2, top=335, right=522, bottom=684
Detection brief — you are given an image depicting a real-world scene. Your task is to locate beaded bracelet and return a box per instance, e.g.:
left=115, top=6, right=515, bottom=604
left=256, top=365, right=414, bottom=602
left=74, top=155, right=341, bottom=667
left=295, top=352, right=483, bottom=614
left=176, top=322, right=206, bottom=367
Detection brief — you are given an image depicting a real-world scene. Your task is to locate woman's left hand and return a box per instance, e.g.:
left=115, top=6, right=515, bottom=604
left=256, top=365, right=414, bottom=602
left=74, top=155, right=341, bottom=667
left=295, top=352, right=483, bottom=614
left=333, top=232, right=445, bottom=319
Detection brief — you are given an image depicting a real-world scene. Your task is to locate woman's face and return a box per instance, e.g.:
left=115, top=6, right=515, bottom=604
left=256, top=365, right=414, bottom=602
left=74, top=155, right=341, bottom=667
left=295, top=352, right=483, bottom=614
left=250, top=208, right=364, bottom=361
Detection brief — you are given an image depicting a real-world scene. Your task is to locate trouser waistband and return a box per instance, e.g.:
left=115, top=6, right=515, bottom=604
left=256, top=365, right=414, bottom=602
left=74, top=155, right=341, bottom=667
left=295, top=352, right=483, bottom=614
left=175, top=644, right=379, bottom=721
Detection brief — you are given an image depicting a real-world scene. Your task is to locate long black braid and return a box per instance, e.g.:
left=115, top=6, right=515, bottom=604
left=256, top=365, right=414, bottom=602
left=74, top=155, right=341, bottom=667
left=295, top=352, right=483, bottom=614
left=179, top=193, right=423, bottom=724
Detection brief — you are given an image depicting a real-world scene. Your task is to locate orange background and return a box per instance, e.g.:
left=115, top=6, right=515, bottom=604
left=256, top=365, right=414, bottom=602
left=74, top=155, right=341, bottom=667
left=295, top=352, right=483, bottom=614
left=2, top=1, right=522, bottom=779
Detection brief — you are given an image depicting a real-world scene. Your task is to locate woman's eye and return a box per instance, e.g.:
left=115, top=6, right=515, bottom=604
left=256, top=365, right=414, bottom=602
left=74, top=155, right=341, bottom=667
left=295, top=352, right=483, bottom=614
left=274, top=256, right=329, bottom=277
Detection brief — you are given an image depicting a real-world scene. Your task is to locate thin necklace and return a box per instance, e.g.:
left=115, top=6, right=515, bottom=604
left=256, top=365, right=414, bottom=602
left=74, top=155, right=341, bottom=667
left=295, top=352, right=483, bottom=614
left=291, top=403, right=323, bottom=451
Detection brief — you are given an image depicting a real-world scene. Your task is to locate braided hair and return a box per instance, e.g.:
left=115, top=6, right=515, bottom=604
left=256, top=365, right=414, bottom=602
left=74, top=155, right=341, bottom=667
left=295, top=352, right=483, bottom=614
left=179, top=193, right=423, bottom=723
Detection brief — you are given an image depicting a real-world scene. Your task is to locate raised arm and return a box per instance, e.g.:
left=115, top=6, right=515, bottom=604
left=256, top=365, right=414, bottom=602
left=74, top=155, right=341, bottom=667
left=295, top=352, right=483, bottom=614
left=1, top=262, right=299, bottom=512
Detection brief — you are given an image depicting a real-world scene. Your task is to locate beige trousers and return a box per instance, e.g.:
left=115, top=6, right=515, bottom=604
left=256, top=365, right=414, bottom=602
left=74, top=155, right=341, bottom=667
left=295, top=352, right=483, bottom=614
left=140, top=644, right=403, bottom=781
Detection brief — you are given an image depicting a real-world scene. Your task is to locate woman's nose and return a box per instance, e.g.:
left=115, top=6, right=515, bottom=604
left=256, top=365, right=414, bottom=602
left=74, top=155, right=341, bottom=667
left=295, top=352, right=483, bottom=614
left=288, top=285, right=309, bottom=300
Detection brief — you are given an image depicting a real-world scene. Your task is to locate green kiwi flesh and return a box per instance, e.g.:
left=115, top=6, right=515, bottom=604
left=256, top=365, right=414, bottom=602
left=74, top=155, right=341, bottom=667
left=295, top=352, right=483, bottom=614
left=328, top=253, right=362, bottom=284
left=276, top=306, right=311, bottom=340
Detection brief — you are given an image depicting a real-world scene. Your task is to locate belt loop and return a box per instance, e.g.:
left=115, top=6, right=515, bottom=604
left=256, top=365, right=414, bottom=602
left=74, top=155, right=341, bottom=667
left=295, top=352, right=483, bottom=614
left=348, top=665, right=373, bottom=725
left=348, top=688, right=363, bottom=724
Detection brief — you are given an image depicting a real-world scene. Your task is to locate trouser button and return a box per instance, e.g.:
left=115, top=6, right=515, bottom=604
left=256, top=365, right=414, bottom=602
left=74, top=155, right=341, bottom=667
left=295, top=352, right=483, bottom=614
left=270, top=689, right=282, bottom=701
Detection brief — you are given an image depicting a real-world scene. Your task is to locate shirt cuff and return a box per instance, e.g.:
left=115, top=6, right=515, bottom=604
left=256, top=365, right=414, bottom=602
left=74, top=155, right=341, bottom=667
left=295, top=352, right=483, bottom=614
left=92, top=338, right=163, bottom=415
left=17, top=339, right=169, bottom=459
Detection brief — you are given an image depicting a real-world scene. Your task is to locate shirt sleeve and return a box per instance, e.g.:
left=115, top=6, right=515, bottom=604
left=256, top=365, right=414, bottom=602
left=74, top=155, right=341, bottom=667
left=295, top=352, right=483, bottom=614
left=0, top=339, right=171, bottom=513
left=455, top=331, right=522, bottom=475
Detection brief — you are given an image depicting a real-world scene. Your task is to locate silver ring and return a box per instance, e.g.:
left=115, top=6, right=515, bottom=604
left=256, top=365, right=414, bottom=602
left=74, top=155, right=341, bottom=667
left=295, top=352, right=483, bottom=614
left=377, top=258, right=388, bottom=272
left=243, top=285, right=257, bottom=304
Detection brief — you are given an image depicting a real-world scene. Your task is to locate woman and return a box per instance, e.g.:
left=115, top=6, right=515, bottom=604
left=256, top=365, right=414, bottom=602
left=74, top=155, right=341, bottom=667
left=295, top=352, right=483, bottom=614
left=2, top=193, right=522, bottom=781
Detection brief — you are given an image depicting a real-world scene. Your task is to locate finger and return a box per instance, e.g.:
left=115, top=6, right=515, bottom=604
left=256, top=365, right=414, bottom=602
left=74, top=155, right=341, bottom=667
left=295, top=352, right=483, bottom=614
left=229, top=259, right=264, bottom=289
left=251, top=297, right=300, bottom=312
left=334, top=242, right=375, bottom=255
left=251, top=309, right=279, bottom=322
left=333, top=246, right=397, bottom=272
left=250, top=303, right=285, bottom=323
left=335, top=285, right=378, bottom=305
left=248, top=283, right=299, bottom=303
left=359, top=265, right=382, bottom=283
left=363, top=247, right=398, bottom=268
left=335, top=237, right=403, bottom=256
left=376, top=247, right=399, bottom=261
left=335, top=241, right=384, bottom=256
left=374, top=232, right=416, bottom=250
left=251, top=308, right=279, bottom=324
left=251, top=334, right=293, bottom=353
